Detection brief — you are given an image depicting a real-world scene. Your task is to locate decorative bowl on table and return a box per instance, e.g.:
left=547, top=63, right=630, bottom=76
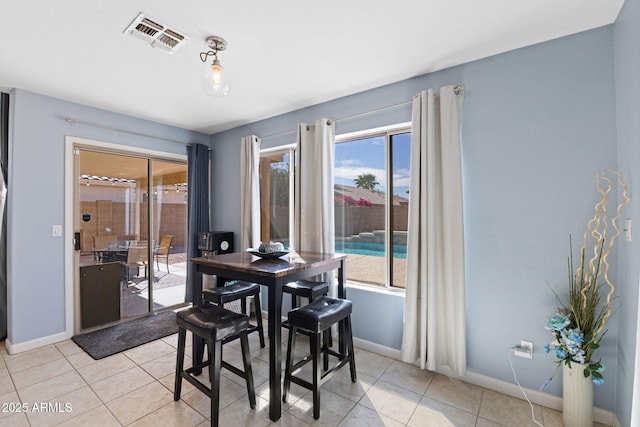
left=247, top=242, right=289, bottom=259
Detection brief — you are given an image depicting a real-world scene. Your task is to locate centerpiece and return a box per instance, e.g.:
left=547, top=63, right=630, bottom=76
left=543, top=170, right=630, bottom=427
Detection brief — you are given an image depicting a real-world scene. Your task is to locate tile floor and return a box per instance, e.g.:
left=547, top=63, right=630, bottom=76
left=1, top=324, right=610, bottom=427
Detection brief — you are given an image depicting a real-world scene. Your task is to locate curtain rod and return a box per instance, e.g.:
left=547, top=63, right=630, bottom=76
left=259, top=84, right=464, bottom=141
left=65, top=117, right=190, bottom=145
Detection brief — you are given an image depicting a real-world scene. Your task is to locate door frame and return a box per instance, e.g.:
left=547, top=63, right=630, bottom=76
left=64, top=136, right=187, bottom=336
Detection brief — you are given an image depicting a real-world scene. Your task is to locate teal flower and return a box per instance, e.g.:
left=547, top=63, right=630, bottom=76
left=545, top=314, right=570, bottom=332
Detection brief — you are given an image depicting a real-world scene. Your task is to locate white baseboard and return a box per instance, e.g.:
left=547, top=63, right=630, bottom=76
left=352, top=337, right=620, bottom=426
left=4, top=331, right=71, bottom=355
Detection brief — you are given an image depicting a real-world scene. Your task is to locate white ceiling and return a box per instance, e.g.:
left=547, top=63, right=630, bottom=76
left=0, top=0, right=624, bottom=135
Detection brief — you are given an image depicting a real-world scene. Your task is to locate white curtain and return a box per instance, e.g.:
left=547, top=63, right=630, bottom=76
left=240, top=135, right=261, bottom=250
left=294, top=119, right=336, bottom=288
left=400, top=86, right=466, bottom=376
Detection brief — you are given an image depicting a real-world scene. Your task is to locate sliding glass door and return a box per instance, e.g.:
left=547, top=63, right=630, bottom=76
left=76, top=148, right=187, bottom=327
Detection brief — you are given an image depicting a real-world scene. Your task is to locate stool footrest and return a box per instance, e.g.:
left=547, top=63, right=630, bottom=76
left=182, top=367, right=214, bottom=397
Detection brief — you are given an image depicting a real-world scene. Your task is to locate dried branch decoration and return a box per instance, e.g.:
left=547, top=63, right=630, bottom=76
left=545, top=170, right=630, bottom=385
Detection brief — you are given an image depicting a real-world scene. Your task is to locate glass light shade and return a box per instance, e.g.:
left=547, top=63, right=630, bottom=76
left=202, top=61, right=231, bottom=97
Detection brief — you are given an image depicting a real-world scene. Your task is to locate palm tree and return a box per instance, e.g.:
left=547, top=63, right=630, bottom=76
left=353, top=173, right=379, bottom=191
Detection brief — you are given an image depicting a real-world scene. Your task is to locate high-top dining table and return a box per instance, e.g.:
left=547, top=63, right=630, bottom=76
left=190, top=250, right=347, bottom=421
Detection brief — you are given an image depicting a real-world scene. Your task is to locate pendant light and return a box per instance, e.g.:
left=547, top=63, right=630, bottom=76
left=199, top=36, right=231, bottom=97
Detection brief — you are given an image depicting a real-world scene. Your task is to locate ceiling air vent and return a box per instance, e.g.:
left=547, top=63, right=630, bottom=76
left=123, top=12, right=190, bottom=54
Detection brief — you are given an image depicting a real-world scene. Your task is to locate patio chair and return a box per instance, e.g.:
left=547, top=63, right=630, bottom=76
left=122, top=241, right=149, bottom=284
left=154, top=235, right=174, bottom=273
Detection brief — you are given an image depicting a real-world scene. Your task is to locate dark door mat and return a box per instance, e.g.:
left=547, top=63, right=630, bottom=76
left=72, top=310, right=178, bottom=360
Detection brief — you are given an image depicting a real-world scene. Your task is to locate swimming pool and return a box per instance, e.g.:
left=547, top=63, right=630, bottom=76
left=335, top=241, right=407, bottom=259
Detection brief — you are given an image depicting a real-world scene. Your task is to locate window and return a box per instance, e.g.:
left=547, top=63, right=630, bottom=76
left=259, top=147, right=295, bottom=248
left=334, top=126, right=411, bottom=288
left=257, top=123, right=410, bottom=289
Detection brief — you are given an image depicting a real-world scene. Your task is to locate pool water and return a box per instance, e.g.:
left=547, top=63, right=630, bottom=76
left=335, top=241, right=407, bottom=259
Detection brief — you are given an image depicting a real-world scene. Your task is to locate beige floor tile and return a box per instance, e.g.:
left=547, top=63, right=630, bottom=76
left=270, top=410, right=313, bottom=427
left=288, top=387, right=357, bottom=425
left=0, top=390, right=22, bottom=421
left=3, top=345, right=64, bottom=373
left=128, top=400, right=206, bottom=427
left=124, top=339, right=176, bottom=365
left=338, top=403, right=405, bottom=427
left=323, top=369, right=376, bottom=403
left=0, top=366, right=15, bottom=395
left=106, top=381, right=174, bottom=425
left=24, top=386, right=103, bottom=426
left=159, top=371, right=198, bottom=396
left=257, top=377, right=309, bottom=412
left=217, top=394, right=272, bottom=427
left=0, top=411, right=30, bottom=427
left=54, top=340, right=84, bottom=358
left=140, top=351, right=189, bottom=380
left=77, top=353, right=137, bottom=384
left=90, top=365, right=155, bottom=403
left=478, top=389, right=544, bottom=427
left=65, top=350, right=98, bottom=369
left=408, top=396, right=477, bottom=427
left=379, top=360, right=434, bottom=395
left=352, top=349, right=394, bottom=380
left=179, top=374, right=249, bottom=418
left=11, top=356, right=74, bottom=390
left=57, top=405, right=120, bottom=427
left=475, top=418, right=504, bottom=427
left=2, top=339, right=600, bottom=427
left=424, top=374, right=483, bottom=415
left=161, top=332, right=180, bottom=348
left=17, top=370, right=86, bottom=404
left=359, top=379, right=422, bottom=424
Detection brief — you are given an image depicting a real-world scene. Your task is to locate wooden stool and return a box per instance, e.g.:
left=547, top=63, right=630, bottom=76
left=203, top=281, right=265, bottom=348
left=174, top=305, right=256, bottom=427
left=282, top=296, right=356, bottom=420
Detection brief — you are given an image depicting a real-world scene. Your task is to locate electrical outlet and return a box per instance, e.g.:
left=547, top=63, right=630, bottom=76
left=514, top=340, right=533, bottom=359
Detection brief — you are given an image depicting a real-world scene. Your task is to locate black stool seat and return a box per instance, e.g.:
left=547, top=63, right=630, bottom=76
left=282, top=280, right=332, bottom=348
left=203, top=281, right=265, bottom=348
left=174, top=305, right=256, bottom=427
left=176, top=305, right=248, bottom=341
left=283, top=296, right=356, bottom=420
left=283, top=280, right=330, bottom=302
left=288, top=296, right=351, bottom=332
left=203, top=281, right=261, bottom=303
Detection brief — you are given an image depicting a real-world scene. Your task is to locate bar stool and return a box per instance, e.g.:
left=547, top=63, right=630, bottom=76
left=283, top=279, right=330, bottom=309
left=174, top=305, right=256, bottom=427
left=282, top=296, right=356, bottom=420
left=203, top=281, right=265, bottom=348
left=281, top=279, right=330, bottom=330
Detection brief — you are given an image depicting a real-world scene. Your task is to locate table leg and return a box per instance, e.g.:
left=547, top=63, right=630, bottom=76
left=337, top=259, right=347, bottom=355
left=191, top=264, right=204, bottom=375
left=267, top=281, right=283, bottom=421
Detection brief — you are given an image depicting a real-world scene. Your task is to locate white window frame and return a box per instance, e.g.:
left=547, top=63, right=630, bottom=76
left=336, top=122, right=411, bottom=290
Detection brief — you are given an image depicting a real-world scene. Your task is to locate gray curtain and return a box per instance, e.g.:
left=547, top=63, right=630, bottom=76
left=240, top=135, right=261, bottom=250
left=0, top=92, right=8, bottom=340
left=294, top=119, right=336, bottom=291
left=400, top=86, right=466, bottom=376
left=185, top=143, right=210, bottom=304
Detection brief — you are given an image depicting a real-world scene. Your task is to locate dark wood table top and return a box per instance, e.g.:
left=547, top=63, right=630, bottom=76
left=191, top=251, right=347, bottom=279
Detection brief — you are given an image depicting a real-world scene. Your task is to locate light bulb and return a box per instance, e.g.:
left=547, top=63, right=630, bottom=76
left=202, top=59, right=231, bottom=97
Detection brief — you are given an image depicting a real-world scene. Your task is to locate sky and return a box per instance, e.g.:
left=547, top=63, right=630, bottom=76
left=334, top=132, right=411, bottom=196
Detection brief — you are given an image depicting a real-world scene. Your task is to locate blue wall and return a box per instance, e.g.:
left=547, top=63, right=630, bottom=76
left=210, top=27, right=621, bottom=411
left=7, top=89, right=209, bottom=343
left=613, top=0, right=640, bottom=425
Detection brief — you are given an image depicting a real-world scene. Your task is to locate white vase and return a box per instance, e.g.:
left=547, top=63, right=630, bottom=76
left=563, top=362, right=594, bottom=427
